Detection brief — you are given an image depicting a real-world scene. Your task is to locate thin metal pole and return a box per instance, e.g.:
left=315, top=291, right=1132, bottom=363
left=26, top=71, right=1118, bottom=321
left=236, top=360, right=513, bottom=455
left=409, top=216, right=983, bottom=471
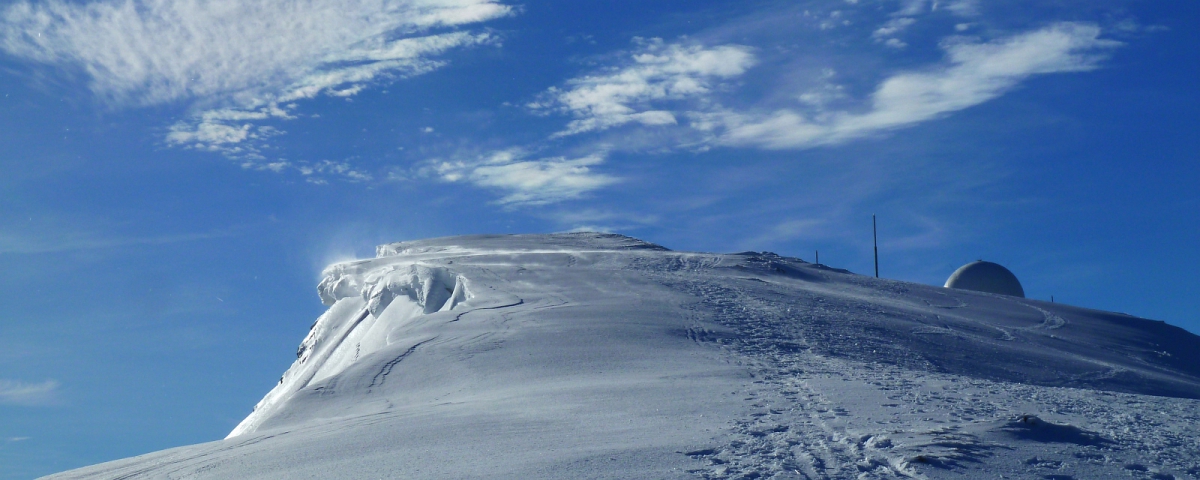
left=873, top=214, right=879, bottom=278
left=815, top=250, right=819, bottom=265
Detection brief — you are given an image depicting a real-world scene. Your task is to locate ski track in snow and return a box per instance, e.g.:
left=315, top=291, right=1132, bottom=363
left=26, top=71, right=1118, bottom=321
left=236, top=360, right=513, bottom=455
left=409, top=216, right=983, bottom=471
left=44, top=233, right=1200, bottom=480
left=366, top=338, right=434, bottom=390
left=639, top=254, right=1200, bottom=480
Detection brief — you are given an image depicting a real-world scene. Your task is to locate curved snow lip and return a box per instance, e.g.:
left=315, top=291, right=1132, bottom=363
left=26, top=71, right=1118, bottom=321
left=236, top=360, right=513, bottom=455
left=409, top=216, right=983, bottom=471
left=232, top=232, right=1200, bottom=439
left=229, top=233, right=679, bottom=439
left=245, top=231, right=1200, bottom=439
left=230, top=260, right=479, bottom=438
left=43, top=233, right=1200, bottom=480
left=375, top=232, right=670, bottom=258
left=319, top=263, right=468, bottom=315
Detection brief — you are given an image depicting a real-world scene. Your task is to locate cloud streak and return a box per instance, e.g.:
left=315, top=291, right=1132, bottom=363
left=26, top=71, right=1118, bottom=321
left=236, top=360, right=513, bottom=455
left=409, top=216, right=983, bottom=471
left=530, top=39, right=756, bottom=137
left=0, top=0, right=510, bottom=156
left=485, top=22, right=1117, bottom=207
left=713, top=23, right=1120, bottom=149
left=539, top=23, right=1117, bottom=153
left=1, top=0, right=509, bottom=105
left=0, top=379, right=59, bottom=406
left=424, top=149, right=617, bottom=205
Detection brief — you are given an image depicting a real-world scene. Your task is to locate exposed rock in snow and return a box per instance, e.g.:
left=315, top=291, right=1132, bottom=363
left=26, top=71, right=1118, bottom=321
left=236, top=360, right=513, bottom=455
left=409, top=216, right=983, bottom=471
left=45, top=233, right=1200, bottom=479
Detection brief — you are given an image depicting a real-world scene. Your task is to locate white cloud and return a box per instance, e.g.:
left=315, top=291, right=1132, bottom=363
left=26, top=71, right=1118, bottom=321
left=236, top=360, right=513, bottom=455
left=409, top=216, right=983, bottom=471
left=872, top=17, right=914, bottom=49
left=1, top=0, right=509, bottom=105
left=713, top=23, right=1120, bottom=149
left=494, top=23, right=1117, bottom=210
left=164, top=29, right=498, bottom=157
left=297, top=160, right=374, bottom=183
left=0, top=0, right=510, bottom=161
left=943, top=0, right=981, bottom=17
left=796, top=69, right=848, bottom=109
left=531, top=39, right=756, bottom=137
left=165, top=107, right=290, bottom=156
left=818, top=10, right=850, bottom=31
left=897, top=0, right=930, bottom=16
left=873, top=17, right=916, bottom=39
left=0, top=379, right=59, bottom=406
left=430, top=38, right=750, bottom=206
left=425, top=149, right=618, bottom=205
left=529, top=24, right=1116, bottom=155
left=227, top=158, right=372, bottom=183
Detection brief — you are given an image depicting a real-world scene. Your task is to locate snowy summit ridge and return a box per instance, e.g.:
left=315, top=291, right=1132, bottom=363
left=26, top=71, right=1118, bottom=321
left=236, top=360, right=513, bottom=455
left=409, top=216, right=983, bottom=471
left=49, top=233, right=1200, bottom=479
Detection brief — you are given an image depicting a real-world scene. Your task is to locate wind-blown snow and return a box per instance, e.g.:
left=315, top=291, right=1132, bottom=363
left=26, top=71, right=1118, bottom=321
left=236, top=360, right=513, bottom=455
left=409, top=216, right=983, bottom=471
left=45, top=233, right=1200, bottom=479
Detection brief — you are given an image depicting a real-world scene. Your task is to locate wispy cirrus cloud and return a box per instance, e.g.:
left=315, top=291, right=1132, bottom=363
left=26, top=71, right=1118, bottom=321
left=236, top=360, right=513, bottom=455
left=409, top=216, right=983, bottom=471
left=872, top=17, right=916, bottom=48
left=712, top=23, right=1119, bottom=149
left=406, top=38, right=749, bottom=207
left=164, top=30, right=499, bottom=159
left=436, top=38, right=753, bottom=206
left=475, top=22, right=1118, bottom=208
left=943, top=0, right=981, bottom=17
left=0, top=0, right=509, bottom=105
left=0, top=379, right=59, bottom=406
left=873, top=17, right=917, bottom=39
left=529, top=38, right=756, bottom=137
left=0, top=0, right=511, bottom=159
left=536, top=23, right=1118, bottom=152
left=422, top=149, right=617, bottom=206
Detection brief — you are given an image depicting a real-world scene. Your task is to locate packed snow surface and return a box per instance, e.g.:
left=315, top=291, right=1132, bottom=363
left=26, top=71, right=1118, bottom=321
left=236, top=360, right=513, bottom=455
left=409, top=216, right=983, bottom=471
left=47, top=233, right=1200, bottom=479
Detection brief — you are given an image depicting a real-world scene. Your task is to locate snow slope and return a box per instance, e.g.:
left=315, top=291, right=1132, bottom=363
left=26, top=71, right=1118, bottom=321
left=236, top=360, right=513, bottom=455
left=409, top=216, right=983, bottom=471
left=46, top=233, right=1200, bottom=479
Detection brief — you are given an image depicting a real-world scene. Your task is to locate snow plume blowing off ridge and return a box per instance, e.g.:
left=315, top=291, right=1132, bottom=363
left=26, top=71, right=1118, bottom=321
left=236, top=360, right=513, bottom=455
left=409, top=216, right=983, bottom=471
left=52, top=233, right=1200, bottom=479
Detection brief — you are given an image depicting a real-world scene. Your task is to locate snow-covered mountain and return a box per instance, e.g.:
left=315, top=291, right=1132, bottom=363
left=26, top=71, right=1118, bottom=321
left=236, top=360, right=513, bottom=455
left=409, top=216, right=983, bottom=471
left=46, top=233, right=1200, bottom=479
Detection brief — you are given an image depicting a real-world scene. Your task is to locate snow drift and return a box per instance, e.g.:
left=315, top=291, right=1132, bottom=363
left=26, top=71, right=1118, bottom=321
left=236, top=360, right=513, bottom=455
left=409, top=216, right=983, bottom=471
left=45, top=233, right=1200, bottom=479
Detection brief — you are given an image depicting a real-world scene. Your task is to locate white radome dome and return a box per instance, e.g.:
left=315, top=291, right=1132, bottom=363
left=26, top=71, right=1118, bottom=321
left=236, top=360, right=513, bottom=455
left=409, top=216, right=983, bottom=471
left=944, top=260, right=1025, bottom=298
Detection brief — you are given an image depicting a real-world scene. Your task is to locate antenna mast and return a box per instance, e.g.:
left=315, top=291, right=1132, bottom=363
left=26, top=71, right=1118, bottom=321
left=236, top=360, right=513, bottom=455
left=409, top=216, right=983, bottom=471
left=873, top=214, right=879, bottom=278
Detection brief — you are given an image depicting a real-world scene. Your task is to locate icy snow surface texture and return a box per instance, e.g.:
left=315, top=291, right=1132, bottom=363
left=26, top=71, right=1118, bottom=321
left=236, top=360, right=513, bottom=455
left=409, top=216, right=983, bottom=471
left=48, top=233, right=1200, bottom=479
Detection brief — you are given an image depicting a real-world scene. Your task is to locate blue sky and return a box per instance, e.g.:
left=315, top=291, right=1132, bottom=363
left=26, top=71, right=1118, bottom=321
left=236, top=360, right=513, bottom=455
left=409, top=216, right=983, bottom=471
left=1, top=0, right=1197, bottom=476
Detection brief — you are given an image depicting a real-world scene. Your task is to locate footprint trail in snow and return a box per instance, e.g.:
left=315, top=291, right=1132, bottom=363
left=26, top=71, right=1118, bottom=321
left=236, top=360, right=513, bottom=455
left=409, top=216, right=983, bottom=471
left=46, top=233, right=1200, bottom=480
